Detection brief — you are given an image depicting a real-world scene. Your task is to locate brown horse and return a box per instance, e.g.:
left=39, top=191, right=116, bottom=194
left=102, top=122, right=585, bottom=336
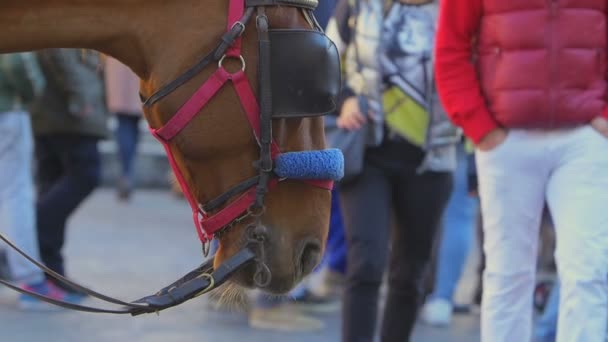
left=0, top=1, right=333, bottom=295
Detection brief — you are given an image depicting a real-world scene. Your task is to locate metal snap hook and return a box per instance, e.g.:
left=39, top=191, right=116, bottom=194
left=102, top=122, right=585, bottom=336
left=253, top=263, right=272, bottom=288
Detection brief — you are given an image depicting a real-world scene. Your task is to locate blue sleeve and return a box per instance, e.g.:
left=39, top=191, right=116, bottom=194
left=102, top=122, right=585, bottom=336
left=313, top=0, right=337, bottom=29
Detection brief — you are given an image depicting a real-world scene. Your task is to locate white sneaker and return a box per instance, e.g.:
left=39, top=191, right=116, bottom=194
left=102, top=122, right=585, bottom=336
left=420, top=298, right=453, bottom=327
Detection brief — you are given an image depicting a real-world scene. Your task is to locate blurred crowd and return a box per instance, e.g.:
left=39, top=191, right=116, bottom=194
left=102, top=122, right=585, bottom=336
left=0, top=48, right=150, bottom=310
left=0, top=1, right=607, bottom=342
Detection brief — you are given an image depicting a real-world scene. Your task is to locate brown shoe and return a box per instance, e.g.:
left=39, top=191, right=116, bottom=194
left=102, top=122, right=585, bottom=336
left=248, top=305, right=324, bottom=332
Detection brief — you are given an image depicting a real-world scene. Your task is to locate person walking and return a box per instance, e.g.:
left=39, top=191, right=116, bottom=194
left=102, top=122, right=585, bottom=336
left=104, top=57, right=143, bottom=201
left=326, top=0, right=460, bottom=340
left=31, top=49, right=109, bottom=294
left=0, top=53, right=79, bottom=309
left=435, top=1, right=608, bottom=341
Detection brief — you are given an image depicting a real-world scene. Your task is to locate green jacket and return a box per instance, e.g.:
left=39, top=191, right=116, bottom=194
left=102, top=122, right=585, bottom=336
left=30, top=49, right=109, bottom=139
left=0, top=53, right=45, bottom=113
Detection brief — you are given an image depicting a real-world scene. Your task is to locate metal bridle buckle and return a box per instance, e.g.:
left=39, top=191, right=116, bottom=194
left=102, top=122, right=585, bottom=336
left=218, top=54, right=246, bottom=72
left=231, top=21, right=246, bottom=36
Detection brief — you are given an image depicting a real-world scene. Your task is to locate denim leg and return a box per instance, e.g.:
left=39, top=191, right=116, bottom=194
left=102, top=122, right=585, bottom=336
left=326, top=187, right=347, bottom=274
left=431, top=146, right=478, bottom=302
left=0, top=112, right=44, bottom=284
left=534, top=282, right=560, bottom=342
left=381, top=170, right=453, bottom=342
left=115, top=114, right=140, bottom=183
left=36, top=135, right=101, bottom=275
left=340, top=164, right=392, bottom=342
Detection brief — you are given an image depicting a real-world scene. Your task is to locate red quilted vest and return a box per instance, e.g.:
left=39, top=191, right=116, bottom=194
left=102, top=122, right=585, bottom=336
left=477, top=0, right=607, bottom=128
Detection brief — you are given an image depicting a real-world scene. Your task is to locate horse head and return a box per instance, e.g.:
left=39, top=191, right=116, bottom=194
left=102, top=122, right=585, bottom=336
left=139, top=2, right=341, bottom=294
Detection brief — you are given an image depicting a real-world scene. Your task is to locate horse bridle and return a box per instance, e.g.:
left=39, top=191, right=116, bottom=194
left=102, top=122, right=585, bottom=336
left=145, top=0, right=334, bottom=253
left=0, top=0, right=337, bottom=315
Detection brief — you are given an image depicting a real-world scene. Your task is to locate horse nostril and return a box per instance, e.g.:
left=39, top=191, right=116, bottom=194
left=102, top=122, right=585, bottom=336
left=299, top=240, right=321, bottom=276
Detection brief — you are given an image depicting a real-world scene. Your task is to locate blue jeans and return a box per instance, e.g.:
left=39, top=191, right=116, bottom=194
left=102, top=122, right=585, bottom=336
left=534, top=283, right=560, bottom=342
left=0, top=112, right=44, bottom=284
left=115, top=114, right=140, bottom=183
left=430, top=145, right=479, bottom=302
left=322, top=186, right=347, bottom=274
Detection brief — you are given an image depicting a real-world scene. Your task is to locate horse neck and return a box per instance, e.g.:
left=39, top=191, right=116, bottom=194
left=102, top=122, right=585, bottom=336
left=0, top=1, right=215, bottom=78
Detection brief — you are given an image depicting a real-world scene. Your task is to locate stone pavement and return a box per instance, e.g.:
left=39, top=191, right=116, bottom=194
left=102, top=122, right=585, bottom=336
left=0, top=189, right=480, bottom=342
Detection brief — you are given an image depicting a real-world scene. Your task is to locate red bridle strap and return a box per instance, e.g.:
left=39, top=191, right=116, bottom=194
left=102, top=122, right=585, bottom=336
left=149, top=0, right=333, bottom=244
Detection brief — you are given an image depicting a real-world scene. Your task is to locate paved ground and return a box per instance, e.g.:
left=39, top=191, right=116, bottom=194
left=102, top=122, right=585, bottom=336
left=0, top=189, right=481, bottom=342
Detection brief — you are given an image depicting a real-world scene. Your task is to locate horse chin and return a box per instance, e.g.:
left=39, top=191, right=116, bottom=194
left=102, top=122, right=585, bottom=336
left=214, top=227, right=316, bottom=295
left=214, top=248, right=304, bottom=295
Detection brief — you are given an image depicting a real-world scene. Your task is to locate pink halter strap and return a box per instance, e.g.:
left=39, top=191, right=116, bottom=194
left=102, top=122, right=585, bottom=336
left=149, top=0, right=333, bottom=244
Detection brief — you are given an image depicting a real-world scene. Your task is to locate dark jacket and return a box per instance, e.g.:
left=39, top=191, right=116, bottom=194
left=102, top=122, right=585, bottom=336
left=0, top=53, right=45, bottom=113
left=30, top=49, right=109, bottom=139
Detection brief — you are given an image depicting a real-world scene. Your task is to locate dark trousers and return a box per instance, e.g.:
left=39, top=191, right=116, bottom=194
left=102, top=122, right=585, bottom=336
left=35, top=134, right=101, bottom=276
left=326, top=186, right=347, bottom=274
left=115, top=114, right=140, bottom=183
left=340, top=137, right=453, bottom=342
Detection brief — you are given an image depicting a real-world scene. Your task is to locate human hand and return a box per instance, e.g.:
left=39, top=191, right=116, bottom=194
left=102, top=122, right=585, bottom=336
left=591, top=116, right=608, bottom=138
left=337, top=97, right=366, bottom=131
left=477, top=128, right=508, bottom=152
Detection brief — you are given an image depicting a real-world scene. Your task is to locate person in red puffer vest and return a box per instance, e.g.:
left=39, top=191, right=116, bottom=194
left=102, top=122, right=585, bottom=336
left=435, top=1, right=608, bottom=342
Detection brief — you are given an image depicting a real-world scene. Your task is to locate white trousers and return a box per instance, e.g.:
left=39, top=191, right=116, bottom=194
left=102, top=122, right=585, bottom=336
left=477, top=125, right=608, bottom=342
left=0, top=112, right=44, bottom=284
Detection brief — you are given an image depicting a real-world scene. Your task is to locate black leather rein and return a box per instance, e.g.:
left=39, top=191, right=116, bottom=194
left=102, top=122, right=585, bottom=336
left=0, top=230, right=256, bottom=315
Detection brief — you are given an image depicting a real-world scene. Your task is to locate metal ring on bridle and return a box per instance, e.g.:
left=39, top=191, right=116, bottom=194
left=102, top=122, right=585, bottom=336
left=218, top=54, right=246, bottom=72
left=253, top=263, right=272, bottom=288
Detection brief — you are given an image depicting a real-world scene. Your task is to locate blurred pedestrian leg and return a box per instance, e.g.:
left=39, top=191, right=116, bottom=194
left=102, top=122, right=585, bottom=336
left=35, top=135, right=100, bottom=278
left=105, top=57, right=143, bottom=201
left=421, top=143, right=478, bottom=326
left=114, top=114, right=140, bottom=200
left=0, top=112, right=44, bottom=286
left=534, top=282, right=560, bottom=342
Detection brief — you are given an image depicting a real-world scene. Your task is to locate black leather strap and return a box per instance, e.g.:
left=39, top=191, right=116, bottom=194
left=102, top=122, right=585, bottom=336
left=202, top=176, right=260, bottom=213
left=251, top=8, right=274, bottom=210
left=0, top=228, right=149, bottom=309
left=141, top=8, right=255, bottom=107
left=0, top=229, right=256, bottom=315
left=0, top=278, right=134, bottom=314
left=246, top=0, right=318, bottom=10
left=130, top=248, right=255, bottom=316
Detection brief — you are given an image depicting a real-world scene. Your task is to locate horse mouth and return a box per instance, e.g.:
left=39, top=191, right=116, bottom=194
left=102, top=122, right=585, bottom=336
left=220, top=238, right=322, bottom=296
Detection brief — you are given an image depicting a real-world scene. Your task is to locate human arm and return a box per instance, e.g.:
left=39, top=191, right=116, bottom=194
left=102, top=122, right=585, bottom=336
left=434, top=0, right=505, bottom=148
